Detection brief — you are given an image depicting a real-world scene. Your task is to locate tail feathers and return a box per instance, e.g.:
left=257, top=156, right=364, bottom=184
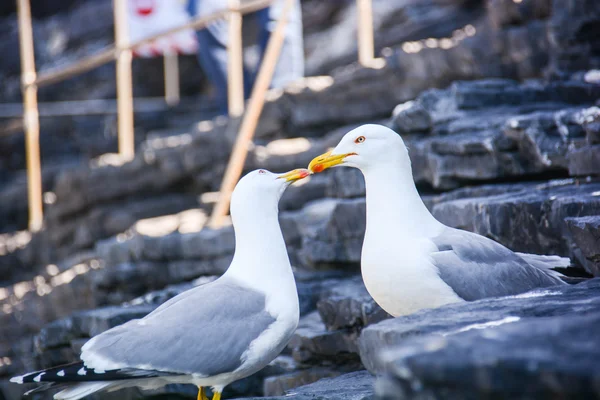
left=54, top=382, right=114, bottom=400
left=11, top=362, right=91, bottom=385
left=10, top=361, right=170, bottom=385
left=517, top=253, right=571, bottom=269
left=517, top=253, right=570, bottom=281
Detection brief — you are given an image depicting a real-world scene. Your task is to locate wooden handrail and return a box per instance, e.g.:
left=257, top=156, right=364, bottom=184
left=17, top=0, right=43, bottom=232
left=32, top=0, right=274, bottom=89
left=357, top=0, right=375, bottom=66
left=209, top=0, right=295, bottom=228
left=114, top=0, right=135, bottom=161
left=227, top=0, right=245, bottom=117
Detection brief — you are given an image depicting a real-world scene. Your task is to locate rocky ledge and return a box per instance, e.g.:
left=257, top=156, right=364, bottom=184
left=359, top=278, right=600, bottom=400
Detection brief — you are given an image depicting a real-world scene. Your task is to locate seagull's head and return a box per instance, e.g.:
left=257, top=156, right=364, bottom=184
left=231, top=168, right=311, bottom=216
left=308, top=124, right=408, bottom=173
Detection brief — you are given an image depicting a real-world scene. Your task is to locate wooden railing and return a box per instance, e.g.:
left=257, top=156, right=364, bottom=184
left=15, top=0, right=375, bottom=232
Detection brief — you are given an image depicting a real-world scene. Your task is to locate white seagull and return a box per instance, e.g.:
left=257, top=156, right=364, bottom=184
left=11, top=168, right=311, bottom=400
left=308, top=124, right=568, bottom=317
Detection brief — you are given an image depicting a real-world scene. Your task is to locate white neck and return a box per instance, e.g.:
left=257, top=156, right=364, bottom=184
left=224, top=202, right=296, bottom=295
left=361, top=159, right=442, bottom=239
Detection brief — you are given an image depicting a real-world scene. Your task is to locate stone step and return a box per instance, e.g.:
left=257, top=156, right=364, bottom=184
left=359, top=278, right=600, bottom=399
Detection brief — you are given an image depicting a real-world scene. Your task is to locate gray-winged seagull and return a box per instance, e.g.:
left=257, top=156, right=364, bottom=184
left=11, top=168, right=311, bottom=400
left=308, top=124, right=568, bottom=317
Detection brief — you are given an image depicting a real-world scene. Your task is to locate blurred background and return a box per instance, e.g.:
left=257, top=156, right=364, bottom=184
left=1, top=0, right=599, bottom=399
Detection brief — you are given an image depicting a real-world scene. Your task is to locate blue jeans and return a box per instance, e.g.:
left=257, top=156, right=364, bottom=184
left=187, top=0, right=304, bottom=115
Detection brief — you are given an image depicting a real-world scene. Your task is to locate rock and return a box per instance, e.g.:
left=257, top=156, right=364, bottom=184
left=568, top=145, right=600, bottom=176
left=326, top=166, right=366, bottom=199
left=487, top=0, right=551, bottom=28
left=431, top=179, right=600, bottom=257
left=304, top=0, right=484, bottom=75
left=401, top=79, right=600, bottom=189
left=317, top=276, right=390, bottom=331
left=504, top=108, right=585, bottom=171
left=263, top=367, right=342, bottom=397
left=374, top=312, right=600, bottom=399
left=237, top=370, right=374, bottom=400
left=391, top=101, right=433, bottom=134
left=547, top=0, right=600, bottom=74
left=375, top=312, right=600, bottom=399
left=565, top=216, right=600, bottom=276
left=293, top=270, right=358, bottom=317
left=279, top=174, right=329, bottom=212
left=296, top=198, right=366, bottom=266
left=359, top=278, right=600, bottom=375
left=289, top=312, right=360, bottom=365
left=34, top=318, right=76, bottom=352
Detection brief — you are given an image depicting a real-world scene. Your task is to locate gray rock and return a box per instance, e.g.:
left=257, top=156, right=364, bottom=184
left=431, top=179, right=600, bottom=257
left=487, top=0, right=551, bottom=28
left=548, top=0, right=600, bottom=73
left=179, top=227, right=236, bottom=260
left=568, top=145, right=600, bottom=176
left=34, top=318, right=76, bottom=352
left=297, top=198, right=366, bottom=266
left=504, top=108, right=585, bottom=170
left=289, top=312, right=360, bottom=365
left=565, top=216, right=600, bottom=276
left=374, top=311, right=600, bottom=399
left=237, top=370, right=374, bottom=400
left=293, top=270, right=358, bottom=317
left=280, top=174, right=329, bottom=212
left=317, top=276, right=390, bottom=331
left=326, top=168, right=366, bottom=199
left=304, top=0, right=484, bottom=76
left=404, top=80, right=600, bottom=189
left=391, top=101, right=433, bottom=134
left=359, top=278, right=600, bottom=375
left=263, top=367, right=342, bottom=397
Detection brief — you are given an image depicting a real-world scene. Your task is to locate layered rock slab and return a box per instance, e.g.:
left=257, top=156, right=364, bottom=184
left=359, top=279, right=600, bottom=399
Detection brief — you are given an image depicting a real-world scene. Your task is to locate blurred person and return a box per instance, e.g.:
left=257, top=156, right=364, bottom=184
left=187, top=0, right=304, bottom=115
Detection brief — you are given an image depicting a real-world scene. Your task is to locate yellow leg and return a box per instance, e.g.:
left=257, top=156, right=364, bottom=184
left=211, top=391, right=221, bottom=400
left=197, top=387, right=209, bottom=400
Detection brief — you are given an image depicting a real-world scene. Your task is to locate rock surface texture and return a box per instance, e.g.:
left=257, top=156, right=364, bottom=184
left=360, top=279, right=600, bottom=399
left=2, top=0, right=600, bottom=399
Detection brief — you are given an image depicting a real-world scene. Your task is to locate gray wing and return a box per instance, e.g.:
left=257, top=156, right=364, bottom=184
left=430, top=228, right=564, bottom=301
left=81, top=278, right=276, bottom=376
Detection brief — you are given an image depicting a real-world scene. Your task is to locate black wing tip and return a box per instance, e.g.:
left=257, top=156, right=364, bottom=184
left=11, top=362, right=173, bottom=384
left=11, top=362, right=84, bottom=384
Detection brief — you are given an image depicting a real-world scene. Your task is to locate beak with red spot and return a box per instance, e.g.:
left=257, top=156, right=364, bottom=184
left=278, top=168, right=311, bottom=183
left=308, top=151, right=357, bottom=173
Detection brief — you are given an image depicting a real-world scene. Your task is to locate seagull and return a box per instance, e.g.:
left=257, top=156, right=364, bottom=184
left=11, top=168, right=311, bottom=400
left=308, top=124, right=568, bottom=317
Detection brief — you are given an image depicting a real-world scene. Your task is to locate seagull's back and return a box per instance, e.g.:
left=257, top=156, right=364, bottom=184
left=430, top=227, right=566, bottom=301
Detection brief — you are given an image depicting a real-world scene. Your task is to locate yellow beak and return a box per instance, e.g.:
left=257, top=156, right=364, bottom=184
left=278, top=168, right=311, bottom=182
left=308, top=151, right=357, bottom=173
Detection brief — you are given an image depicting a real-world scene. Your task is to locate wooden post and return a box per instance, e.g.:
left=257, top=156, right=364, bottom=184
left=209, top=0, right=294, bottom=228
left=114, top=0, right=135, bottom=161
left=164, top=53, right=180, bottom=106
left=17, top=0, right=43, bottom=232
left=356, top=0, right=375, bottom=66
left=227, top=0, right=245, bottom=117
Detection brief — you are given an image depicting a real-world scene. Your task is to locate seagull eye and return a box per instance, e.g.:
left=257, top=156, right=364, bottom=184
left=355, top=136, right=366, bottom=144
left=258, top=170, right=266, bottom=174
